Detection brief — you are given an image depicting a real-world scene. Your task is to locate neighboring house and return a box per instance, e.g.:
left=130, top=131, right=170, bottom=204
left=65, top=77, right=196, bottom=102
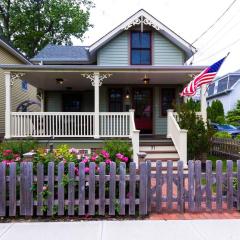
left=0, top=9, right=206, bottom=166
left=0, top=37, right=39, bottom=138
left=207, top=71, right=240, bottom=114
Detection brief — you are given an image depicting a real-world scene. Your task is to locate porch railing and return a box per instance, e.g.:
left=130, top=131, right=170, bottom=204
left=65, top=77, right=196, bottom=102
left=10, top=112, right=131, bottom=138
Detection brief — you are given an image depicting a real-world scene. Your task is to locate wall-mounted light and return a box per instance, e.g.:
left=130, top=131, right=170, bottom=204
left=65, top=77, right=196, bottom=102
left=56, top=78, right=64, bottom=85
left=125, top=89, right=130, bottom=99
left=143, top=74, right=150, bottom=85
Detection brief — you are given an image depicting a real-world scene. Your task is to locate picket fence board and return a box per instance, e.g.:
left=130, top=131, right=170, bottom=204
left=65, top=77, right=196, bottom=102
left=188, top=161, right=195, bottom=211
left=177, top=161, right=184, bottom=212
left=58, top=162, right=65, bottom=216
left=47, top=162, right=54, bottom=216
left=156, top=161, right=162, bottom=213
left=37, top=163, right=44, bottom=216
left=195, top=161, right=202, bottom=212
left=227, top=160, right=233, bottom=210
left=99, top=162, right=106, bottom=215
left=129, top=162, right=136, bottom=215
left=109, top=162, right=116, bottom=216
left=89, top=162, right=95, bottom=215
left=68, top=163, right=75, bottom=215
left=9, top=163, right=16, bottom=216
left=0, top=163, right=6, bottom=216
left=78, top=162, right=85, bottom=216
left=237, top=160, right=240, bottom=210
left=119, top=162, right=126, bottom=215
left=216, top=160, right=223, bottom=211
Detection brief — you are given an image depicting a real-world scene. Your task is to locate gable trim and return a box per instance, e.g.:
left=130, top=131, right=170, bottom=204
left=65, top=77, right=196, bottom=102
left=89, top=9, right=196, bottom=59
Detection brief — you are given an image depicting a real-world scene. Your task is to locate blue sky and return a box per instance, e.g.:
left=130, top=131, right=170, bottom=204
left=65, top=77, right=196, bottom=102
left=74, top=0, right=240, bottom=76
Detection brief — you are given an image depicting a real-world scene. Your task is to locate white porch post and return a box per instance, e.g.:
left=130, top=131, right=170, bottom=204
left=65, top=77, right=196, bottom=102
left=200, top=84, right=207, bottom=124
left=5, top=72, right=11, bottom=139
left=94, top=72, right=100, bottom=139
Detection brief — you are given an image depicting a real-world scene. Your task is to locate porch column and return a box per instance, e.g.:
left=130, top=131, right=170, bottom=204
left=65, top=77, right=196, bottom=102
left=5, top=72, right=11, bottom=139
left=93, top=72, right=100, bottom=138
left=201, top=84, right=207, bottom=124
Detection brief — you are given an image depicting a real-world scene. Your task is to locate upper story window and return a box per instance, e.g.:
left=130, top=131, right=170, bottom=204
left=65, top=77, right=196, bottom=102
left=217, top=77, right=228, bottom=93
left=207, top=83, right=215, bottom=96
left=21, top=80, right=28, bottom=91
left=131, top=31, right=151, bottom=65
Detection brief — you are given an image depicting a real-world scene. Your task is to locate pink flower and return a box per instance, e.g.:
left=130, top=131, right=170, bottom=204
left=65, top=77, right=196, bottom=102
left=69, top=148, right=78, bottom=154
left=105, top=159, right=112, bottom=164
left=101, top=150, right=110, bottom=159
left=3, top=149, right=12, bottom=156
left=61, top=159, right=67, bottom=164
left=91, top=154, right=99, bottom=161
left=122, top=157, right=129, bottom=163
left=85, top=167, right=90, bottom=173
left=116, top=153, right=124, bottom=160
left=82, top=156, right=89, bottom=164
left=15, top=157, right=21, bottom=162
left=42, top=185, right=48, bottom=191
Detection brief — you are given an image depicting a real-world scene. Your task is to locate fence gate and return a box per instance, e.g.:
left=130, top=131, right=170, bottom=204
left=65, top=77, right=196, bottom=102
left=147, top=160, right=239, bottom=213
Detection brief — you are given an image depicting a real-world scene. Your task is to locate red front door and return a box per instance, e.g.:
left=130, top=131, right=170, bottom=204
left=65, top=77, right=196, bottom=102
left=132, top=88, right=152, bottom=134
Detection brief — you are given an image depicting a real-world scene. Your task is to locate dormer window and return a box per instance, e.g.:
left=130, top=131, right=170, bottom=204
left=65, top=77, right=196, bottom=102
left=131, top=31, right=151, bottom=65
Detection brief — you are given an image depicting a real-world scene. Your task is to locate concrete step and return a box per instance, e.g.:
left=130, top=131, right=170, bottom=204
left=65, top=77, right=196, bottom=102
left=139, top=145, right=176, bottom=151
left=144, top=152, right=179, bottom=159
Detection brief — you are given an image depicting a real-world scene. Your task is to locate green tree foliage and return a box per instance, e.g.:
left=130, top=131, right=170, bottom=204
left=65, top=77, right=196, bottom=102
left=185, top=98, right=200, bottom=112
left=0, top=0, right=94, bottom=58
left=226, top=100, right=240, bottom=126
left=177, top=102, right=213, bottom=161
left=207, top=100, right=225, bottom=124
left=213, top=131, right=232, bottom=139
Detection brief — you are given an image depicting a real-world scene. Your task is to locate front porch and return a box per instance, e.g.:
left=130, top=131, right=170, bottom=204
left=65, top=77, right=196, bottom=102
left=3, top=65, right=206, bottom=165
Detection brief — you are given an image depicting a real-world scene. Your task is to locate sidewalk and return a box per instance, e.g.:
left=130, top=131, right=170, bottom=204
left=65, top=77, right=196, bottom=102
left=0, top=219, right=240, bottom=240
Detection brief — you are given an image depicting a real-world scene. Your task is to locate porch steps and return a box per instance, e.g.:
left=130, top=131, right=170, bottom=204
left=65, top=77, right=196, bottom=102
left=139, top=138, right=180, bottom=169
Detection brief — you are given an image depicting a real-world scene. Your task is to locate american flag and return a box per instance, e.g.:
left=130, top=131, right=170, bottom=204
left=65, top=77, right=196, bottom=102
left=180, top=56, right=227, bottom=97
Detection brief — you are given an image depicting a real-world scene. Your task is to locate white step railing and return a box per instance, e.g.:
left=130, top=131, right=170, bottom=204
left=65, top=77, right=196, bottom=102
left=167, top=109, right=188, bottom=166
left=10, top=112, right=132, bottom=138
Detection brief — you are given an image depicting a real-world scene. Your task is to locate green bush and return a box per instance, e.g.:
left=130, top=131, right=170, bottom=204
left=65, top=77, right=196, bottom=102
left=236, top=134, right=240, bottom=140
left=213, top=131, right=232, bottom=139
left=207, top=100, right=225, bottom=124
left=177, top=102, right=213, bottom=160
left=103, top=139, right=133, bottom=161
left=0, top=139, right=38, bottom=156
left=226, top=100, right=240, bottom=126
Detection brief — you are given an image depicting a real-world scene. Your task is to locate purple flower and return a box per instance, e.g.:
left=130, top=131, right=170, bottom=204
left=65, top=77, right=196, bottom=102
left=69, top=148, right=78, bottom=154
left=116, top=153, right=124, bottom=160
left=101, top=150, right=110, bottom=159
left=105, top=159, right=112, bottom=164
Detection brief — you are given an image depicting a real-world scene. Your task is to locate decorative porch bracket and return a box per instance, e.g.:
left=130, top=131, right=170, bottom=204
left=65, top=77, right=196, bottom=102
left=81, top=72, right=112, bottom=138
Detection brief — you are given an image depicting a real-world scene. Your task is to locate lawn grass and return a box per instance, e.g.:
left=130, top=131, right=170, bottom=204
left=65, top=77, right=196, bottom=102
left=207, top=155, right=237, bottom=172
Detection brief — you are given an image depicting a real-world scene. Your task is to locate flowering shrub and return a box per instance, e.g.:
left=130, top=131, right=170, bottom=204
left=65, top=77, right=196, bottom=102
left=0, top=140, right=133, bottom=175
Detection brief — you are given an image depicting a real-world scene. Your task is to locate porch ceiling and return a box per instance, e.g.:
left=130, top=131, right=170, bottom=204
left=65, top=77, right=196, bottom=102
left=1, top=65, right=206, bottom=91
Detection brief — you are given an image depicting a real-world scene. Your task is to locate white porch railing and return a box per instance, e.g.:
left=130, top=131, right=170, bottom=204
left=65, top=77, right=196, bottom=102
left=10, top=112, right=132, bottom=138
left=167, top=110, right=188, bottom=166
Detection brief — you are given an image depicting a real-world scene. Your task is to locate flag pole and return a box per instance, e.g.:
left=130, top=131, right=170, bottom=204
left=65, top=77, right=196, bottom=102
left=200, top=84, right=207, bottom=124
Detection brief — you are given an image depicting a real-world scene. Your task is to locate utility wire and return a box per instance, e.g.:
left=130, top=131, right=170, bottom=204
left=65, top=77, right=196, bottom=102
left=191, top=0, right=238, bottom=44
left=195, top=36, right=240, bottom=62
left=195, top=5, right=240, bottom=56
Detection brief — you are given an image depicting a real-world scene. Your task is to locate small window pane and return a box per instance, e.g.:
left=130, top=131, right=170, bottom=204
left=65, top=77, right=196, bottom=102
left=141, top=50, right=151, bottom=64
left=21, top=80, right=28, bottom=91
left=131, top=32, right=141, bottom=48
left=141, top=33, right=150, bottom=48
left=109, top=89, right=123, bottom=112
left=228, top=75, right=240, bottom=88
left=217, top=77, right=228, bottom=93
left=131, top=49, right=141, bottom=64
left=208, top=83, right=215, bottom=96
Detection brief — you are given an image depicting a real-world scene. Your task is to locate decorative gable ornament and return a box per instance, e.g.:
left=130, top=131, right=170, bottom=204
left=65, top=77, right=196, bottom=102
left=124, top=15, right=161, bottom=31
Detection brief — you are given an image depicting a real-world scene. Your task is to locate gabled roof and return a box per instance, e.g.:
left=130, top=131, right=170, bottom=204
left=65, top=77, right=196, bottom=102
left=89, top=9, right=196, bottom=59
left=0, top=37, right=31, bottom=64
left=31, top=45, right=91, bottom=63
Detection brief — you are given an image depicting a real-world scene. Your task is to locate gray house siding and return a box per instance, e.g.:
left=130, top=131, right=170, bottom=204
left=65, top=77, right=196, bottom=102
left=153, top=32, right=185, bottom=65
left=97, top=32, right=129, bottom=66
left=97, top=30, right=186, bottom=66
